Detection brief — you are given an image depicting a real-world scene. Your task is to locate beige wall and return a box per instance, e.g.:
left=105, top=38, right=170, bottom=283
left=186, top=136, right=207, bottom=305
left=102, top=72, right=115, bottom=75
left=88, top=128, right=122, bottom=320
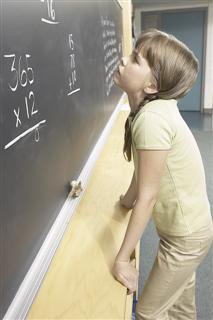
left=117, top=0, right=133, bottom=56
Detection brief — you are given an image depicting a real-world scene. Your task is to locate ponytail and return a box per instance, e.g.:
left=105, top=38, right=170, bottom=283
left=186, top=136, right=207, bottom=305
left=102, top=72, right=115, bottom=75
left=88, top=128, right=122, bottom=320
left=123, top=95, right=158, bottom=162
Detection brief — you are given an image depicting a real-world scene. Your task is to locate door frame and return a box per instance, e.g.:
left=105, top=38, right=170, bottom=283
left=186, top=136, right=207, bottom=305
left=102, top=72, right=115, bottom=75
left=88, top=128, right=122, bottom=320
left=135, top=3, right=211, bottom=113
left=139, top=8, right=207, bottom=112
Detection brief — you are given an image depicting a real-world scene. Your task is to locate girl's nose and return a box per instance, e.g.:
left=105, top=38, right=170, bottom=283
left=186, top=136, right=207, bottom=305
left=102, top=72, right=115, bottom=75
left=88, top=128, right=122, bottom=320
left=121, top=56, right=128, bottom=66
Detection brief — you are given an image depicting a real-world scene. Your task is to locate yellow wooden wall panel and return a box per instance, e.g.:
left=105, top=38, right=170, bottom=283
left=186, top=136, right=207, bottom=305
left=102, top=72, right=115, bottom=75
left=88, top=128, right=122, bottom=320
left=117, top=0, right=133, bottom=56
left=27, top=109, right=139, bottom=319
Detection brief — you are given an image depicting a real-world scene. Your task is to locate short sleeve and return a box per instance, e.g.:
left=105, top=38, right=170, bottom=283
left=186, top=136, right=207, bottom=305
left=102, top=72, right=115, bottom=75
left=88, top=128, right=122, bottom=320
left=132, top=112, right=173, bottom=150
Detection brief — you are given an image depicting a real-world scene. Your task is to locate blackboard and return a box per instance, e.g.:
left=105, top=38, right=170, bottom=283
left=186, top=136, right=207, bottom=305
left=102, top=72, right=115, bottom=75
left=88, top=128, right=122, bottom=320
left=0, top=0, right=123, bottom=317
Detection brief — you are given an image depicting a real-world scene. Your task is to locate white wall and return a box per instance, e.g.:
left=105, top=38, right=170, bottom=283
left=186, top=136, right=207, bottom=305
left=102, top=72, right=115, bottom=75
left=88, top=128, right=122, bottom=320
left=204, top=1, right=213, bottom=112
left=134, top=0, right=213, bottom=113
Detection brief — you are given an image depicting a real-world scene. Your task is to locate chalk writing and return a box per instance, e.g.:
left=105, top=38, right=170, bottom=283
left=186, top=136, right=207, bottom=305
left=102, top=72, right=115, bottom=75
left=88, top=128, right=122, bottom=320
left=101, top=16, right=120, bottom=96
left=4, top=53, right=47, bottom=149
left=41, top=0, right=59, bottom=24
left=67, top=33, right=80, bottom=96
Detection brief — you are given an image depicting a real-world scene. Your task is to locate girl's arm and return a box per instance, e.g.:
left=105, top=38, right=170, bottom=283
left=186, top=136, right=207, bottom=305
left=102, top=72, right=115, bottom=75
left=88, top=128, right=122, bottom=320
left=112, top=196, right=155, bottom=294
left=115, top=197, right=156, bottom=262
left=120, top=170, right=137, bottom=209
left=115, top=148, right=169, bottom=262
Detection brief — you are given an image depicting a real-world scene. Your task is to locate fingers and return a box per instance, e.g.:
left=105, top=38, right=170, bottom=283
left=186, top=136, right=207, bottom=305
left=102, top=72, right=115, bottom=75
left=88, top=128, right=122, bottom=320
left=112, top=260, right=139, bottom=294
left=127, top=281, right=137, bottom=295
left=118, top=271, right=138, bottom=294
left=119, top=194, right=124, bottom=202
left=127, top=288, right=134, bottom=295
left=116, top=273, right=136, bottom=292
left=119, top=194, right=132, bottom=209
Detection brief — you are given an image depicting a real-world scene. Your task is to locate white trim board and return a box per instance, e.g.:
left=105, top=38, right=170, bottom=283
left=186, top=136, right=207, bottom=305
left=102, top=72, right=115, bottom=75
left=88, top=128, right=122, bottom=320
left=134, top=1, right=213, bottom=111
left=3, top=92, right=126, bottom=320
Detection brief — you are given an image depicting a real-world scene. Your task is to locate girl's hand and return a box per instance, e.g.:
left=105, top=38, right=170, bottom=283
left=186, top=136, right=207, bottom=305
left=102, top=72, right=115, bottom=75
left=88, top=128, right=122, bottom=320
left=119, top=194, right=135, bottom=210
left=112, top=259, right=139, bottom=295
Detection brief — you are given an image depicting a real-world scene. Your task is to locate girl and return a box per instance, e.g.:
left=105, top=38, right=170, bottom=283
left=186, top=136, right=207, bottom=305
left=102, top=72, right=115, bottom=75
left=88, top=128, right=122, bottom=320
left=112, top=28, right=213, bottom=320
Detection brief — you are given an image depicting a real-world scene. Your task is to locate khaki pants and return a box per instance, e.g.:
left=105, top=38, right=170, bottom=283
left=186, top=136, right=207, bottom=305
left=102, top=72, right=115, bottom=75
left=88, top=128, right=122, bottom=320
left=135, top=222, right=213, bottom=320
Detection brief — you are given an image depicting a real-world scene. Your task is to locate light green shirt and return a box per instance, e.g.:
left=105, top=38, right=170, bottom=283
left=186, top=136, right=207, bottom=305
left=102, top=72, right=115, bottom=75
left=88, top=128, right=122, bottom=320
left=131, top=98, right=212, bottom=236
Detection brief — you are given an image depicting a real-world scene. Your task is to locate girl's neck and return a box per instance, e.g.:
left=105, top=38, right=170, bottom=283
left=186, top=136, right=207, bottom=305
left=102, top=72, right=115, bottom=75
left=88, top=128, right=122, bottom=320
left=127, top=92, right=145, bottom=113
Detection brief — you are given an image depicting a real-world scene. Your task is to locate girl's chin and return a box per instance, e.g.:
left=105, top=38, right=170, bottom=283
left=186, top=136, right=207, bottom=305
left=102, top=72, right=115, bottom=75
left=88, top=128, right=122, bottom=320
left=113, top=73, right=126, bottom=93
left=113, top=73, right=122, bottom=87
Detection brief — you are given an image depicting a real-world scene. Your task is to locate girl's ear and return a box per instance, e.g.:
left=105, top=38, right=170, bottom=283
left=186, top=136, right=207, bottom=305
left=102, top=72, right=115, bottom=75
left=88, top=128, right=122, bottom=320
left=143, top=84, right=158, bottom=95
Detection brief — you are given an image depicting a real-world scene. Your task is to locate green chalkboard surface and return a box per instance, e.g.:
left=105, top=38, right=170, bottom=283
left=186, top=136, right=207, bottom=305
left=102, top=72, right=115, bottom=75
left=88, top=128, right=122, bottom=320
left=0, top=0, right=123, bottom=316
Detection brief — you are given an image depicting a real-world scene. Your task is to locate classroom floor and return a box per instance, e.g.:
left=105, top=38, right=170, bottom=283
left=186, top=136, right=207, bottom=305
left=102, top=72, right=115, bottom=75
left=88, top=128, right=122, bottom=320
left=137, top=110, right=213, bottom=320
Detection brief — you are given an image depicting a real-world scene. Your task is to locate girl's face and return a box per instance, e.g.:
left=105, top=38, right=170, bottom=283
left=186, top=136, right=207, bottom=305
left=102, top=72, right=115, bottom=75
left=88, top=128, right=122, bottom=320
left=113, top=49, right=156, bottom=96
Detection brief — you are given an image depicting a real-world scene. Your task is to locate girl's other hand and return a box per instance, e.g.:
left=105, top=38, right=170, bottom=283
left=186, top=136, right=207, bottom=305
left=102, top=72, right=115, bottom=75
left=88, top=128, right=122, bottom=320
left=112, top=259, right=139, bottom=295
left=119, top=194, right=135, bottom=210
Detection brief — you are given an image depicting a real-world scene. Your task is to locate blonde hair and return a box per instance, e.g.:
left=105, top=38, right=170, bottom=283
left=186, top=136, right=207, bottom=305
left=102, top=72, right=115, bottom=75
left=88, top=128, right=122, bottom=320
left=123, top=28, right=199, bottom=162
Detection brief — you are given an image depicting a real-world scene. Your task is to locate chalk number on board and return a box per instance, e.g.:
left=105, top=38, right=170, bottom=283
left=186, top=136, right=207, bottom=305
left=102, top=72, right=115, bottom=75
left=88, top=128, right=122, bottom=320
left=67, top=34, right=80, bottom=96
left=4, top=53, right=46, bottom=149
left=41, top=0, right=59, bottom=24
